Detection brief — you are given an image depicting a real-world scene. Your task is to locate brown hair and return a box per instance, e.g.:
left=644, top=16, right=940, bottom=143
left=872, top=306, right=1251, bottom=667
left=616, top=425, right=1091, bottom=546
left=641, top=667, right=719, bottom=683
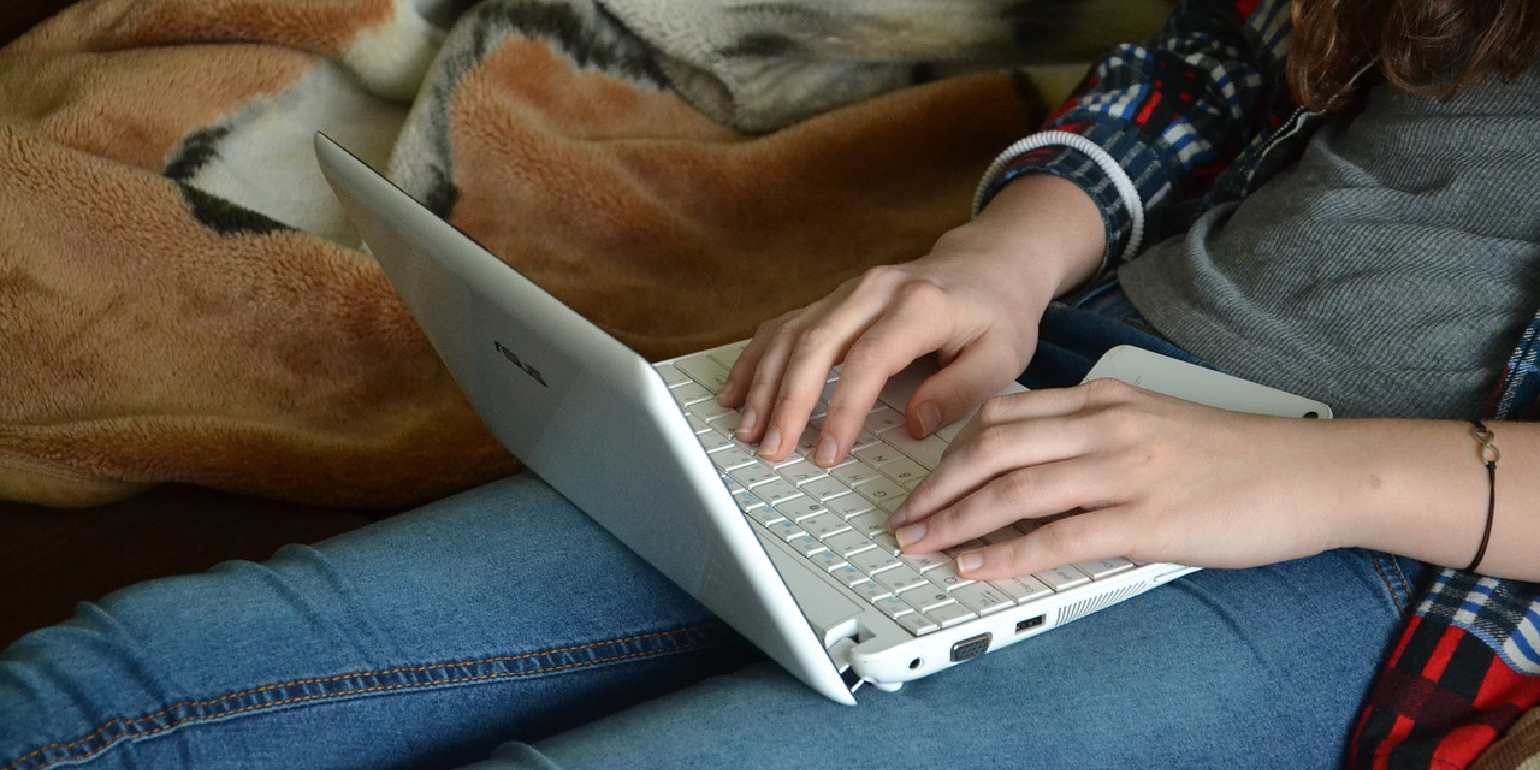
left=1288, top=0, right=1540, bottom=111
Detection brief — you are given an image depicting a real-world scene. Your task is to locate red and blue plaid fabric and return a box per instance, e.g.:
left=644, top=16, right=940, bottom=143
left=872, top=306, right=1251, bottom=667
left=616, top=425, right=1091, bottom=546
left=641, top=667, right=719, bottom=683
left=978, top=1, right=1540, bottom=767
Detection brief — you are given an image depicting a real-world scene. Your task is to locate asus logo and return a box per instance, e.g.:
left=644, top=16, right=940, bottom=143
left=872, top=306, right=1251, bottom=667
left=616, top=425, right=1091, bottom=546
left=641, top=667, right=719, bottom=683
left=493, top=340, right=548, bottom=387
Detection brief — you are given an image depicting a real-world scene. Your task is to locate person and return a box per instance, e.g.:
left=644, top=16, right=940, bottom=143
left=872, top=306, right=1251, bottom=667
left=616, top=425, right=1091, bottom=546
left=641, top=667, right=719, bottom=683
left=3, top=0, right=1538, bottom=768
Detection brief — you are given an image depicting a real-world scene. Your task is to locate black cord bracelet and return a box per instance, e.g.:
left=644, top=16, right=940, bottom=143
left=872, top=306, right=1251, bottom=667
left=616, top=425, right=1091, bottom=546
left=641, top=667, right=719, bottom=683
left=1467, top=420, right=1499, bottom=573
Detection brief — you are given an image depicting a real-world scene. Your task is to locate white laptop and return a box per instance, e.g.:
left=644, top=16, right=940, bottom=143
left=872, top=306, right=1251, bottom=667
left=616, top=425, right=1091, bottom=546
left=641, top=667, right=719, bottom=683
left=314, top=133, right=1333, bottom=704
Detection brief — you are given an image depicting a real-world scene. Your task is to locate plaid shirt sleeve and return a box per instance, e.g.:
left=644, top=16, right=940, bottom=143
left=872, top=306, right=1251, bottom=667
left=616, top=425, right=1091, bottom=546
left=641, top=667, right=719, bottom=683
left=975, top=0, right=1290, bottom=269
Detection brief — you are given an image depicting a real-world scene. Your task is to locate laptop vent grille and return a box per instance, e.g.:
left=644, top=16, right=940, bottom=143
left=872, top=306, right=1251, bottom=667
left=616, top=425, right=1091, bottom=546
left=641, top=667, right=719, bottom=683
left=1056, top=582, right=1151, bottom=626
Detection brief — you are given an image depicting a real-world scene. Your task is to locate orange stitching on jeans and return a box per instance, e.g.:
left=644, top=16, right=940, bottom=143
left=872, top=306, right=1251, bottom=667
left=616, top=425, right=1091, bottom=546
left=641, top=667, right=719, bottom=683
left=1370, top=553, right=1405, bottom=614
left=6, top=624, right=725, bottom=770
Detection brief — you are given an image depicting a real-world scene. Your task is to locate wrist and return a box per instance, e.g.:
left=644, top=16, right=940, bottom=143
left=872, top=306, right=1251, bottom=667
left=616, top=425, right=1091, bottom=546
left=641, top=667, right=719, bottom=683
left=964, top=174, right=1107, bottom=300
left=1318, top=419, right=1490, bottom=567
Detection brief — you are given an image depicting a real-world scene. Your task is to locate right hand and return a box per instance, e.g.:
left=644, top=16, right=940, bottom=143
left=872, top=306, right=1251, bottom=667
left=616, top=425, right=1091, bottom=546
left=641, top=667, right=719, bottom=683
left=717, top=174, right=1107, bottom=468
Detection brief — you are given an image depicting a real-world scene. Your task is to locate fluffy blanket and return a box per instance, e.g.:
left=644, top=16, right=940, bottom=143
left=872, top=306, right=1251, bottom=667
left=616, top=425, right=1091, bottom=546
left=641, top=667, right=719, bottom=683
left=0, top=0, right=1171, bottom=508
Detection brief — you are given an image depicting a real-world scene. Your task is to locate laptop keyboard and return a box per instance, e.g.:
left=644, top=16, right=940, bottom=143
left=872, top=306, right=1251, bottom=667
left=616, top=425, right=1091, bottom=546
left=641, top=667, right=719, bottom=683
left=655, top=343, right=1139, bottom=637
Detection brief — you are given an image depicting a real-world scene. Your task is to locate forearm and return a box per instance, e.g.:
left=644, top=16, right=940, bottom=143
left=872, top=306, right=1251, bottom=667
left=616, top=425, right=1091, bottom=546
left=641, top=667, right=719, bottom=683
left=953, top=173, right=1106, bottom=302
left=1311, top=418, right=1539, bottom=581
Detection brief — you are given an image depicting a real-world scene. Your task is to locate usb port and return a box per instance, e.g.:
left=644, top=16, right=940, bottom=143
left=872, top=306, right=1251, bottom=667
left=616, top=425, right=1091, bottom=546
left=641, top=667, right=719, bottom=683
left=1015, top=615, right=1046, bottom=634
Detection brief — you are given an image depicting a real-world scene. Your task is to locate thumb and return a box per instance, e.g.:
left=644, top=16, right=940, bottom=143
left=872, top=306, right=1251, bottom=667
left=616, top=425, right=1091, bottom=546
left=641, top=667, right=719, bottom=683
left=907, top=337, right=1027, bottom=437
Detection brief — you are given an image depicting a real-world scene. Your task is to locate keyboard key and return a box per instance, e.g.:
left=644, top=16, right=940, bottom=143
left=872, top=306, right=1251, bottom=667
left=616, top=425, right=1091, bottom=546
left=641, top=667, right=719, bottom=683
left=799, top=476, right=850, bottom=502
left=687, top=399, right=735, bottom=421
left=864, top=407, right=906, bottom=434
left=807, top=550, right=849, bottom=572
left=855, top=477, right=905, bottom=506
left=951, top=584, right=1014, bottom=615
left=705, top=343, right=744, bottom=370
left=925, top=564, right=974, bottom=591
left=752, top=479, right=800, bottom=504
left=799, top=512, right=852, bottom=540
left=894, top=612, right=941, bottom=636
left=902, top=587, right=956, bottom=612
left=785, top=536, right=826, bottom=557
left=1076, top=558, right=1136, bottom=579
left=845, top=510, right=890, bottom=535
left=775, top=496, right=828, bottom=522
left=924, top=602, right=978, bottom=628
left=879, top=458, right=927, bottom=487
left=674, top=354, right=732, bottom=392
left=852, top=443, right=904, bottom=467
left=708, top=411, right=742, bottom=434
left=829, top=564, right=868, bottom=586
left=744, top=504, right=781, bottom=526
left=826, top=494, right=875, bottom=518
left=848, top=580, right=892, bottom=602
left=830, top=460, right=883, bottom=487
left=822, top=530, right=876, bottom=557
left=696, top=431, right=734, bottom=453
left=709, top=446, right=758, bottom=471
left=1034, top=565, right=1092, bottom=591
left=849, top=549, right=902, bottom=575
left=766, top=519, right=805, bottom=541
left=874, top=567, right=928, bottom=594
left=777, top=460, right=827, bottom=486
left=991, top=576, right=1054, bottom=603
left=728, top=462, right=779, bottom=489
left=872, top=595, right=916, bottom=620
left=670, top=381, right=712, bottom=404
left=876, top=428, right=948, bottom=469
left=654, top=363, right=691, bottom=387
left=687, top=415, right=712, bottom=433
left=898, top=552, right=949, bottom=573
left=868, top=531, right=901, bottom=554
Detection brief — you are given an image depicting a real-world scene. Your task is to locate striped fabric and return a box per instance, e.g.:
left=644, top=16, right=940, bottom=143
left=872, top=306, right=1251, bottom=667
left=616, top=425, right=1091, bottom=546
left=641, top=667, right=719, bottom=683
left=977, top=1, right=1540, bottom=767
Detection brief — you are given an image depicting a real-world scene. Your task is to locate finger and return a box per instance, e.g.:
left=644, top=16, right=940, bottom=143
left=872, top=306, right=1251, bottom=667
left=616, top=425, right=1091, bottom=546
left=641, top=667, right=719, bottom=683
left=718, top=316, right=784, bottom=408
left=812, top=281, right=962, bottom=466
left=950, top=508, right=1138, bottom=581
left=943, top=377, right=1140, bottom=455
left=753, top=271, right=909, bottom=460
left=906, top=335, right=1025, bottom=438
left=731, top=317, right=803, bottom=446
left=894, top=412, right=1102, bottom=528
left=895, top=456, right=1118, bottom=554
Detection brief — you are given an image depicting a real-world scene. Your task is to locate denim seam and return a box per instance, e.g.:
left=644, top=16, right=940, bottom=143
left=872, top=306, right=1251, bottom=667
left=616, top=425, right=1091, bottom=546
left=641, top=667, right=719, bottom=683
left=1389, top=557, right=1413, bottom=606
left=1369, top=552, right=1407, bottom=614
left=6, top=624, right=728, bottom=770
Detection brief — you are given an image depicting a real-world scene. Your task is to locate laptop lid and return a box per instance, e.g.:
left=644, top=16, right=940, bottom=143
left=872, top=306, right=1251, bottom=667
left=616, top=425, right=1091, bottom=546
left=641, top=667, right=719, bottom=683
left=314, top=133, right=856, bottom=703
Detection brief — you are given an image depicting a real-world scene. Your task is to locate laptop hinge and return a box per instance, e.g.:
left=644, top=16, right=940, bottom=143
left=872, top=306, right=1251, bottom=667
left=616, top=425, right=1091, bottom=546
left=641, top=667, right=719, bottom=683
left=828, top=636, right=865, bottom=694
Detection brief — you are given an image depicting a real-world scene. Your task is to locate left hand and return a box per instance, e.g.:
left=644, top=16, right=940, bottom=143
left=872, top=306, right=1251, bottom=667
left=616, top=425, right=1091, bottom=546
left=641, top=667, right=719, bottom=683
left=887, top=378, right=1354, bottom=581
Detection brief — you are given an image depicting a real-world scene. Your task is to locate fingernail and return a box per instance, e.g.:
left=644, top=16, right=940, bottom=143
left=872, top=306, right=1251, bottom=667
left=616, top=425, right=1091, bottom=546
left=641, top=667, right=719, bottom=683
left=918, top=402, right=941, bottom=436
left=887, top=506, right=911, bottom=529
left=896, top=522, right=926, bottom=547
left=758, top=426, right=781, bottom=457
left=814, top=436, right=838, bottom=467
left=956, top=552, right=983, bottom=574
left=737, top=407, right=759, bottom=436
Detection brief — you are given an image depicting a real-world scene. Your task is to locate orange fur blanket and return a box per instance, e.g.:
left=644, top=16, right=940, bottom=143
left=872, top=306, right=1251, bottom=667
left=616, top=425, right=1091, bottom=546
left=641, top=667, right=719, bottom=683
left=0, top=0, right=1159, bottom=508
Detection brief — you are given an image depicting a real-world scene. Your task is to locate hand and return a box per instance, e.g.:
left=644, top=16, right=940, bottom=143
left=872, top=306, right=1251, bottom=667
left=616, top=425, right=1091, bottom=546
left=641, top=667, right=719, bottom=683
left=717, top=175, right=1106, bottom=468
left=887, top=379, right=1356, bottom=580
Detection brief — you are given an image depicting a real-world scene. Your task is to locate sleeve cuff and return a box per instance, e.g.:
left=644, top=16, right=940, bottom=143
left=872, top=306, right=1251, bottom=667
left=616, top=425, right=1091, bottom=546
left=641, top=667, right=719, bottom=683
left=973, top=131, right=1146, bottom=269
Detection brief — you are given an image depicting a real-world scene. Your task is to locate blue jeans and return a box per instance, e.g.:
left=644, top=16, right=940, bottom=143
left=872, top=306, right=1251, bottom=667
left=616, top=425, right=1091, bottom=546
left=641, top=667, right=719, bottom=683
left=1, top=286, right=1427, bottom=769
